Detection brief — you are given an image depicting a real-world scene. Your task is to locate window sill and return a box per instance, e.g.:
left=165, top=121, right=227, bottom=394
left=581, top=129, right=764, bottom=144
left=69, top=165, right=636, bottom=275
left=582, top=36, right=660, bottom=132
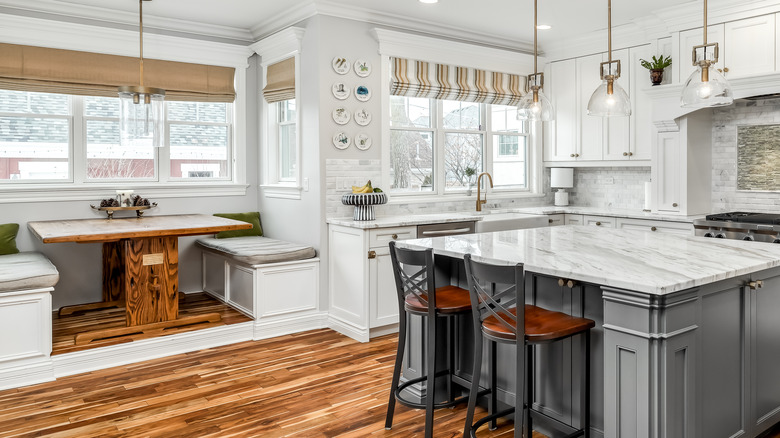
left=0, top=183, right=249, bottom=204
left=386, top=191, right=546, bottom=205
left=260, top=184, right=303, bottom=200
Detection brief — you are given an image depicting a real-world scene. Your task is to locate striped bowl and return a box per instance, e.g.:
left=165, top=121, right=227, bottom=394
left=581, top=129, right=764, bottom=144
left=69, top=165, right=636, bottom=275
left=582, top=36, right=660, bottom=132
left=341, top=193, right=388, bottom=221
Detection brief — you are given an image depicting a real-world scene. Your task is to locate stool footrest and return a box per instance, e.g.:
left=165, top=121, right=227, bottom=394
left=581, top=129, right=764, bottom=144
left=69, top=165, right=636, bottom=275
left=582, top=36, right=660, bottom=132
left=469, top=406, right=515, bottom=438
left=394, top=372, right=469, bottom=410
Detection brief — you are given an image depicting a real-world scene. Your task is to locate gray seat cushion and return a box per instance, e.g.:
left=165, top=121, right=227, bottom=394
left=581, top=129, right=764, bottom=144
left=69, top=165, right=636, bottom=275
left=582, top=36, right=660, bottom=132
left=196, top=236, right=316, bottom=265
left=0, top=252, right=59, bottom=292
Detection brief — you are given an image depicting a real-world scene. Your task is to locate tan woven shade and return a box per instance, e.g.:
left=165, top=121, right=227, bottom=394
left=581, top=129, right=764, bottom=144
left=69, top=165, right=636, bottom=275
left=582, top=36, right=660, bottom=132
left=263, top=57, right=295, bottom=103
left=390, top=57, right=525, bottom=105
left=0, top=43, right=235, bottom=102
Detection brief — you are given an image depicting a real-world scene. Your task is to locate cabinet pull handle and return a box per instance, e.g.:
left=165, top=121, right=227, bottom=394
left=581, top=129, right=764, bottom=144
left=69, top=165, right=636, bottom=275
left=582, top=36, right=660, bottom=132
left=596, top=221, right=602, bottom=226
left=570, top=154, right=576, bottom=158
left=629, top=152, right=633, bottom=156
left=548, top=218, right=554, bottom=224
left=651, top=226, right=658, bottom=232
left=575, top=153, right=580, bottom=157
left=421, top=228, right=472, bottom=236
left=748, top=280, right=764, bottom=290
left=391, top=234, right=398, bottom=240
left=567, top=279, right=577, bottom=288
left=672, top=203, right=678, bottom=207
left=368, top=250, right=376, bottom=259
left=558, top=278, right=566, bottom=287
left=623, top=152, right=628, bottom=156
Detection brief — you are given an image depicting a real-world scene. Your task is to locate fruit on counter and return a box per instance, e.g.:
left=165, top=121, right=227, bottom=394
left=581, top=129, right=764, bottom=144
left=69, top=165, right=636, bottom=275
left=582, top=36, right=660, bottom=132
left=351, top=180, right=373, bottom=194
left=373, top=188, right=383, bottom=193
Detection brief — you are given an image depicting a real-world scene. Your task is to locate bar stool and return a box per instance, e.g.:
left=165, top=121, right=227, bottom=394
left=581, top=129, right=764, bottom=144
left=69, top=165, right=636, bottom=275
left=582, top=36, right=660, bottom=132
left=462, top=254, right=595, bottom=438
left=385, top=241, right=475, bottom=438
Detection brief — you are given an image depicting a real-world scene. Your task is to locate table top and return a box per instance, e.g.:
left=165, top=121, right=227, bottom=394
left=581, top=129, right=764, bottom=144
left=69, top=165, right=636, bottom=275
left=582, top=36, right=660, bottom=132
left=397, top=225, right=780, bottom=295
left=28, top=214, right=253, bottom=243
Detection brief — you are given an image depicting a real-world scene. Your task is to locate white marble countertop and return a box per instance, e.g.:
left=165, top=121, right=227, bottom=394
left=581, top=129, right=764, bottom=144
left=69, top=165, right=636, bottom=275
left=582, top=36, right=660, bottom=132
left=511, top=206, right=704, bottom=223
left=326, top=212, right=484, bottom=229
left=397, top=226, right=780, bottom=295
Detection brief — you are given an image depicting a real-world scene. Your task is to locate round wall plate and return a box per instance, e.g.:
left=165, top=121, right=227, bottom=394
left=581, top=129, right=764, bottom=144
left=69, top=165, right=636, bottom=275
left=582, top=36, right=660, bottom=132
left=332, top=107, right=350, bottom=125
left=355, top=133, right=372, bottom=150
left=333, top=131, right=351, bottom=149
left=332, top=57, right=349, bottom=75
left=355, top=85, right=371, bottom=102
left=332, top=82, right=350, bottom=100
left=354, top=108, right=372, bottom=126
left=354, top=59, right=371, bottom=77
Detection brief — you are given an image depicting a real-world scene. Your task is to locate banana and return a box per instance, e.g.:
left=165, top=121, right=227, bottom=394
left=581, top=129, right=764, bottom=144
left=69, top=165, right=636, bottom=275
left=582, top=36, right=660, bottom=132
left=351, top=180, right=374, bottom=194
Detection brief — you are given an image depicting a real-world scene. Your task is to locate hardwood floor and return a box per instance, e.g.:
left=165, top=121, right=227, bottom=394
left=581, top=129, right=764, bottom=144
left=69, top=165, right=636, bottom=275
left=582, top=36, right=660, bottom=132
left=52, top=292, right=252, bottom=355
left=2, top=328, right=540, bottom=437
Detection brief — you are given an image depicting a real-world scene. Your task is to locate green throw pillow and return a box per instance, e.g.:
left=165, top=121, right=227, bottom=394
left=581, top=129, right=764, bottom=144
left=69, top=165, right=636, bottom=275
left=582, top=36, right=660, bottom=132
left=214, top=212, right=263, bottom=239
left=0, top=223, right=20, bottom=255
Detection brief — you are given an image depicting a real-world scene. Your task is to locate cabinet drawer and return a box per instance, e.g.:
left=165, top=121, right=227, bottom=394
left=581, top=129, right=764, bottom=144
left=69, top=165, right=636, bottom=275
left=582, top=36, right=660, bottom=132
left=616, top=218, right=692, bottom=236
left=369, top=226, right=417, bottom=248
left=547, top=214, right=565, bottom=226
left=584, top=215, right=615, bottom=228
left=565, top=214, right=584, bottom=225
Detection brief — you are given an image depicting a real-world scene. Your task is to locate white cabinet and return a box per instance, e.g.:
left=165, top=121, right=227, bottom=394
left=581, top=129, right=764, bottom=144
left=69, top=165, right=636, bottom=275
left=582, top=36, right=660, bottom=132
left=565, top=214, right=584, bottom=225
left=583, top=215, right=615, bottom=228
left=547, top=214, right=565, bottom=226
left=628, top=45, right=652, bottom=161
left=725, top=15, right=775, bottom=78
left=655, top=131, right=682, bottom=213
left=328, top=224, right=417, bottom=342
left=679, top=24, right=725, bottom=82
left=547, top=59, right=578, bottom=161
left=577, top=53, right=605, bottom=161
left=603, top=49, right=632, bottom=161
left=616, top=218, right=692, bottom=236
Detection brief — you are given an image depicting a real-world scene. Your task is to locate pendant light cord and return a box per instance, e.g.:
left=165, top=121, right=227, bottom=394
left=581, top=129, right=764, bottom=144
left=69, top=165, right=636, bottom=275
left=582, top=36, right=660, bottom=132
left=533, top=0, right=537, bottom=74
left=607, top=0, right=612, bottom=63
left=139, top=0, right=144, bottom=87
left=703, top=0, right=708, bottom=45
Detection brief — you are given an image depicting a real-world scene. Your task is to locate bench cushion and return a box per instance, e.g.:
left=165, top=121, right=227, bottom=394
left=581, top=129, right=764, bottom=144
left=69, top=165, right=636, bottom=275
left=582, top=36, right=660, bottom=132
left=196, top=236, right=316, bottom=265
left=0, top=252, right=59, bottom=292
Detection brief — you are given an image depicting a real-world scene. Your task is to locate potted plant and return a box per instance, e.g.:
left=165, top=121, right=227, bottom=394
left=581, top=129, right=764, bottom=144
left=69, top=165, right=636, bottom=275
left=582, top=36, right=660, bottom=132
left=640, top=55, right=672, bottom=86
left=464, top=167, right=476, bottom=196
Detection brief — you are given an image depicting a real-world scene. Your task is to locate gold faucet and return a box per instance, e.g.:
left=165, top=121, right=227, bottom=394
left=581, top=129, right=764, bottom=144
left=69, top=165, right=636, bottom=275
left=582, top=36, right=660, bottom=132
left=476, top=172, right=493, bottom=212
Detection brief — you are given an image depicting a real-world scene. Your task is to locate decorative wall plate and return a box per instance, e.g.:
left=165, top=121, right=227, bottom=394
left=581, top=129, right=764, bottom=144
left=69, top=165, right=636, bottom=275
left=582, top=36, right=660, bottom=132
left=332, top=57, right=349, bottom=74
left=355, top=85, right=371, bottom=102
left=333, top=132, right=351, bottom=149
left=354, top=133, right=372, bottom=151
left=354, top=108, right=372, bottom=126
left=354, top=59, right=371, bottom=77
left=332, top=82, right=350, bottom=100
left=332, top=107, right=350, bottom=125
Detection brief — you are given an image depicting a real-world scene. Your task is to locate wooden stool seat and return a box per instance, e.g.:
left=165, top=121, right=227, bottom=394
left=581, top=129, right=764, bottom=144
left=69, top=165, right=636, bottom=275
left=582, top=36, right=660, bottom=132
left=482, top=304, right=596, bottom=343
left=404, top=285, right=472, bottom=314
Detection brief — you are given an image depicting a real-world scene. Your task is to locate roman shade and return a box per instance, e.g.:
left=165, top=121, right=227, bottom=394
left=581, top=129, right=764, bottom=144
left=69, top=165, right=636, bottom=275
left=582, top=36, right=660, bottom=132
left=390, top=57, right=525, bottom=105
left=0, top=43, right=235, bottom=102
left=263, top=57, right=295, bottom=103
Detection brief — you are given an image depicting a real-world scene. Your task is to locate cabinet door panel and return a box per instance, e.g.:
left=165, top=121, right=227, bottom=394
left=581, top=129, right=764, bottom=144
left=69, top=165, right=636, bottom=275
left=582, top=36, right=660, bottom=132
left=753, top=273, right=780, bottom=432
left=656, top=132, right=681, bottom=212
left=604, top=49, right=631, bottom=161
left=548, top=60, right=577, bottom=161
left=368, top=247, right=399, bottom=328
left=547, top=214, right=565, bottom=227
left=577, top=53, right=605, bottom=161
left=725, top=15, right=775, bottom=78
left=679, top=25, right=725, bottom=82
left=629, top=45, right=652, bottom=161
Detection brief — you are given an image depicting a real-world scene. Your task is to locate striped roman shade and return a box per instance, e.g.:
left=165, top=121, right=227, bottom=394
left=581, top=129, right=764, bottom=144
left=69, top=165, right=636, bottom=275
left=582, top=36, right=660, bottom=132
left=390, top=57, right=525, bottom=105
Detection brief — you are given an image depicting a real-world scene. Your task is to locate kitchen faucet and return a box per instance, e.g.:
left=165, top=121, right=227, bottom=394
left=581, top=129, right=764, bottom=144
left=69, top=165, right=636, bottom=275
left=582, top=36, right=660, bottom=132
left=475, top=172, right=493, bottom=212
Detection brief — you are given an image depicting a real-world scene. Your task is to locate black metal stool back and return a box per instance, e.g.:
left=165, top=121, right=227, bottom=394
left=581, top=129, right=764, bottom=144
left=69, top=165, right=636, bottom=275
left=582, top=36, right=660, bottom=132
left=463, top=254, right=523, bottom=342
left=388, top=240, right=436, bottom=318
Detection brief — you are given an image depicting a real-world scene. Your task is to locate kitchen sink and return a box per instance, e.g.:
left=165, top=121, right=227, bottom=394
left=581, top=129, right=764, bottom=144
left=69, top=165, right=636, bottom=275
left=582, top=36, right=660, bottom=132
left=475, top=212, right=550, bottom=233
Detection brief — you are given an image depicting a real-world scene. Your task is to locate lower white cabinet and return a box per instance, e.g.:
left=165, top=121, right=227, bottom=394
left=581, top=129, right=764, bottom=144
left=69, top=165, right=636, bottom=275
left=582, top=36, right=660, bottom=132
left=328, top=224, right=417, bottom=342
left=548, top=214, right=565, bottom=226
left=565, top=214, right=584, bottom=225
left=583, top=215, right=615, bottom=228
left=616, top=218, right=693, bottom=235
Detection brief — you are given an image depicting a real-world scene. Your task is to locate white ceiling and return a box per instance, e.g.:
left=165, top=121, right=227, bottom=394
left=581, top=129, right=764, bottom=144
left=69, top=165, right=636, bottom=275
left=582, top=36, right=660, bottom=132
left=0, top=0, right=701, bottom=46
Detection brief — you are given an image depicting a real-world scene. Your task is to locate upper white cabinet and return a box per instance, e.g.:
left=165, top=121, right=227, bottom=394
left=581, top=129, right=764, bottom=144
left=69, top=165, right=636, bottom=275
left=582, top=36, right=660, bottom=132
left=577, top=52, right=605, bottom=161
left=627, top=45, right=652, bottom=161
left=724, top=15, right=776, bottom=78
left=547, top=59, right=577, bottom=161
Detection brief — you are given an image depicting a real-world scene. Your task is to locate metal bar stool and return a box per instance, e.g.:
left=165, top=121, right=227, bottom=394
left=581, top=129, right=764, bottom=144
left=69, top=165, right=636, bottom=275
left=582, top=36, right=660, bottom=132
left=385, top=241, right=475, bottom=438
left=462, top=254, right=595, bottom=438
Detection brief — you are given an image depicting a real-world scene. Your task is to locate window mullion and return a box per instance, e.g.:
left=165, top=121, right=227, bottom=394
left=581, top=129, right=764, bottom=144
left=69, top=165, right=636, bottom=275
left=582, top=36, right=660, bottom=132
left=72, top=96, right=85, bottom=184
left=158, top=106, right=171, bottom=183
left=485, top=104, right=493, bottom=177
left=435, top=100, right=446, bottom=196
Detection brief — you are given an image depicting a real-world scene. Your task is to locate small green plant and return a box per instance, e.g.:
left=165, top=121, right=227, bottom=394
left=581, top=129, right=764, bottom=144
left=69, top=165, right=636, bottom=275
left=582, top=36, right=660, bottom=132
left=464, top=167, right=476, bottom=182
left=640, top=55, right=672, bottom=70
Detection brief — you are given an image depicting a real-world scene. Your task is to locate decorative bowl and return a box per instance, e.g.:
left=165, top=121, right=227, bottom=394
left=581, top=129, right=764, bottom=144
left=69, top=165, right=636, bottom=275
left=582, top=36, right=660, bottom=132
left=341, top=193, right=388, bottom=221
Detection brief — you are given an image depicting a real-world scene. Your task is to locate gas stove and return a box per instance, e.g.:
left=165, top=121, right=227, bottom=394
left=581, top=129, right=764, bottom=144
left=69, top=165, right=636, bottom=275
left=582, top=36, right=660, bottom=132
left=693, top=212, right=780, bottom=242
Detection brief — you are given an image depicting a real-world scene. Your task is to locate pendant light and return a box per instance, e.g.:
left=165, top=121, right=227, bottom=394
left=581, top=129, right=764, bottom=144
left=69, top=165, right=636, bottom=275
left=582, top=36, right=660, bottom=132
left=587, top=0, right=631, bottom=117
left=680, top=0, right=733, bottom=108
left=119, top=0, right=165, bottom=148
left=517, top=0, right=554, bottom=121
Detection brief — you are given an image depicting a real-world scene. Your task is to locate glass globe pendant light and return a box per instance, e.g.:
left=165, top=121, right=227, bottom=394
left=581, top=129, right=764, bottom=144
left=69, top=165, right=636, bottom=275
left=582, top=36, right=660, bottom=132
left=517, top=0, right=554, bottom=122
left=587, top=0, right=631, bottom=117
left=118, top=0, right=165, bottom=147
left=680, top=0, right=733, bottom=108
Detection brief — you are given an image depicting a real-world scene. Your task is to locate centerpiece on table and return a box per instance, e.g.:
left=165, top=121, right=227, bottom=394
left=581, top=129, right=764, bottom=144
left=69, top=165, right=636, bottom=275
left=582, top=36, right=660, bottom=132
left=341, top=180, right=387, bottom=221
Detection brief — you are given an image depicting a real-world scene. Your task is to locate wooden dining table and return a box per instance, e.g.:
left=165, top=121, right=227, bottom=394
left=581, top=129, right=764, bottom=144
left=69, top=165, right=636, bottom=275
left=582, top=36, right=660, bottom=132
left=28, top=214, right=252, bottom=345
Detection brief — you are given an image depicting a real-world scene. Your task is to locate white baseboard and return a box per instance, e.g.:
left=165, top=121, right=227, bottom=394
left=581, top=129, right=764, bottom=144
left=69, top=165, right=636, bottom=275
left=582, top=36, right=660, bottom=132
left=370, top=323, right=399, bottom=339
left=52, top=322, right=254, bottom=378
left=253, top=311, right=328, bottom=340
left=327, top=315, right=369, bottom=343
left=0, top=360, right=55, bottom=391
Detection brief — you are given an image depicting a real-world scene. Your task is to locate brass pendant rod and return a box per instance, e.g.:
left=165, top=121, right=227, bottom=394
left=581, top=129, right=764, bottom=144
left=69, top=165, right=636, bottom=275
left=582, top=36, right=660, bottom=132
left=533, top=0, right=538, bottom=74
left=607, top=0, right=612, bottom=62
left=703, top=0, right=708, bottom=45
left=139, top=0, right=144, bottom=87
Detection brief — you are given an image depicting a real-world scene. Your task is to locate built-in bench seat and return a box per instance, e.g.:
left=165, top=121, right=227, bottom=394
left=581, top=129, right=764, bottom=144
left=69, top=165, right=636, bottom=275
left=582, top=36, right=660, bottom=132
left=0, top=252, right=59, bottom=389
left=197, top=236, right=322, bottom=339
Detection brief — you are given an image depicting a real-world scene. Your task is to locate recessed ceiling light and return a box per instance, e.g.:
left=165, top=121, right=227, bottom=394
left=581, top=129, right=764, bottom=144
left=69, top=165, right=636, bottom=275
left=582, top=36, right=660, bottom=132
left=536, top=24, right=552, bottom=30
left=419, top=0, right=439, bottom=3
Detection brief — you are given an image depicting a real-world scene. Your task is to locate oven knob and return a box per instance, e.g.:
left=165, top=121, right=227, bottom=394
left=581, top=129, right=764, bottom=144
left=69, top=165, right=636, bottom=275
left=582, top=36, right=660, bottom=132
left=704, top=232, right=715, bottom=238
left=715, top=233, right=727, bottom=238
left=743, top=235, right=755, bottom=241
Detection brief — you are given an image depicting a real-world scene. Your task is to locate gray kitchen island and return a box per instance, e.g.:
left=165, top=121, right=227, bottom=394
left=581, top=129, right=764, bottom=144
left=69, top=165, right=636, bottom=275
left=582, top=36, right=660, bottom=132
left=398, top=225, right=780, bottom=438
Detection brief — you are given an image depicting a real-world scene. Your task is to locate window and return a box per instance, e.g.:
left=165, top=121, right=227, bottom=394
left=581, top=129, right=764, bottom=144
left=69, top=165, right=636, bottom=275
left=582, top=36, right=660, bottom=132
left=0, top=90, right=232, bottom=183
left=389, top=96, right=529, bottom=195
left=276, top=99, right=297, bottom=182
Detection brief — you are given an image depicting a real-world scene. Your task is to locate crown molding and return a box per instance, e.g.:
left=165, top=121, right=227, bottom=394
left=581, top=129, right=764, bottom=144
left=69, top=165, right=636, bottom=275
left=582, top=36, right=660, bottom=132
left=250, top=27, right=306, bottom=65
left=0, top=0, right=253, bottom=43
left=0, top=13, right=252, bottom=68
left=250, top=1, right=317, bottom=40
left=372, top=28, right=536, bottom=75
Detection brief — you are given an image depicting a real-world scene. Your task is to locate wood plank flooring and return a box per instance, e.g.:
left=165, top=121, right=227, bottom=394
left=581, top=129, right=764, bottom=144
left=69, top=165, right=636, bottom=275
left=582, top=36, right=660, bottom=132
left=52, top=293, right=252, bottom=355
left=2, top=329, right=534, bottom=437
